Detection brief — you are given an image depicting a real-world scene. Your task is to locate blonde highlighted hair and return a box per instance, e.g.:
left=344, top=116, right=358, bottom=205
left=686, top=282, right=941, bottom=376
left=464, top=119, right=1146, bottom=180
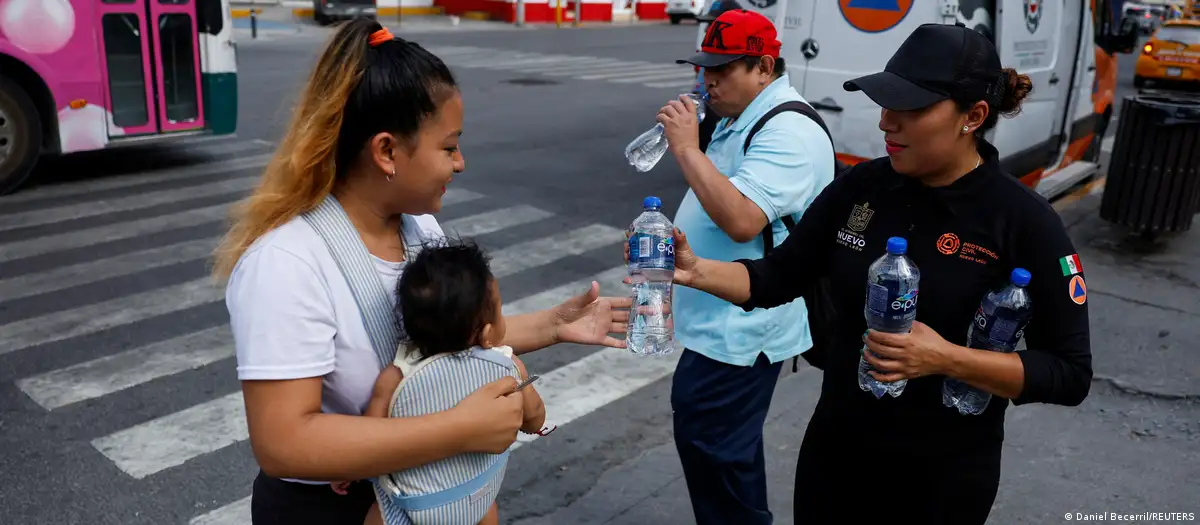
left=212, top=18, right=457, bottom=281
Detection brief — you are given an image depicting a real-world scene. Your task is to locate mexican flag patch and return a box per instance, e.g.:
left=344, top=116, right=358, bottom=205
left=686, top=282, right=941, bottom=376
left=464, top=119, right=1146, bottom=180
left=1059, top=254, right=1083, bottom=276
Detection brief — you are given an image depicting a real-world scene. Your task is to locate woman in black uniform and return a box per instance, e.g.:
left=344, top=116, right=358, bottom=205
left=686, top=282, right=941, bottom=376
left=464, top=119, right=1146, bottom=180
left=665, top=23, right=1092, bottom=524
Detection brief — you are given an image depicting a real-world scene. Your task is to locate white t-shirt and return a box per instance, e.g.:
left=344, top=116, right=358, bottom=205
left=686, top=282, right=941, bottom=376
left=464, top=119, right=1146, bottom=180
left=225, top=212, right=444, bottom=420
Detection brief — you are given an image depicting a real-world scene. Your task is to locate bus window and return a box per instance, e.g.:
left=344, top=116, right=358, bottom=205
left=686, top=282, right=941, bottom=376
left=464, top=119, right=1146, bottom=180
left=101, top=13, right=151, bottom=128
left=197, top=0, right=224, bottom=35
left=158, top=13, right=201, bottom=123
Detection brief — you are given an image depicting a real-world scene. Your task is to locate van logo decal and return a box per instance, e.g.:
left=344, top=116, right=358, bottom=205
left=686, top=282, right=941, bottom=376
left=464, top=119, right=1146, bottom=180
left=1024, top=0, right=1042, bottom=34
left=838, top=0, right=913, bottom=33
left=801, top=38, right=819, bottom=60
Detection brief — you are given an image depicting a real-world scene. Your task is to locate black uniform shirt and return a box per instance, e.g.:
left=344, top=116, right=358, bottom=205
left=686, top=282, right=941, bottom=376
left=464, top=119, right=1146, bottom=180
left=736, top=139, right=1093, bottom=457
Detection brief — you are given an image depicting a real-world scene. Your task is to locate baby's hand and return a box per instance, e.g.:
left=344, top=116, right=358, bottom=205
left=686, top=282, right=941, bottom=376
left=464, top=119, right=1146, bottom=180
left=330, top=481, right=352, bottom=495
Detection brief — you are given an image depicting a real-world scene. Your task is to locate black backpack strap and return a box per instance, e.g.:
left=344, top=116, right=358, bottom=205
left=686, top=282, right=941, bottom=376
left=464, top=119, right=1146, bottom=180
left=743, top=101, right=833, bottom=156
left=745, top=100, right=837, bottom=374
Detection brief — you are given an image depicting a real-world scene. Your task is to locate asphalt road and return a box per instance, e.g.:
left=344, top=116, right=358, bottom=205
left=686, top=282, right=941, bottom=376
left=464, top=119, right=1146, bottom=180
left=1, top=19, right=1194, bottom=525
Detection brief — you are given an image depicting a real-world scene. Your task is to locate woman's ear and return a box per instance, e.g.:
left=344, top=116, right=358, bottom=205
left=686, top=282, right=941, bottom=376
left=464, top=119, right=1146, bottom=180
left=368, top=132, right=398, bottom=178
left=964, top=100, right=990, bottom=134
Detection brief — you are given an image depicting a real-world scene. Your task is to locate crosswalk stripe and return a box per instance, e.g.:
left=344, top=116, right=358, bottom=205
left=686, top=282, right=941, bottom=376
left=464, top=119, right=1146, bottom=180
left=0, top=277, right=222, bottom=356
left=488, top=224, right=624, bottom=278
left=611, top=70, right=699, bottom=84
left=476, top=55, right=578, bottom=69
left=0, top=237, right=218, bottom=302
left=0, top=188, right=482, bottom=263
left=0, top=176, right=260, bottom=232
left=0, top=203, right=230, bottom=263
left=646, top=78, right=699, bottom=89
left=190, top=496, right=251, bottom=525
left=513, top=336, right=679, bottom=449
left=84, top=223, right=625, bottom=480
left=575, top=64, right=684, bottom=81
left=451, top=52, right=548, bottom=68
left=0, top=152, right=272, bottom=205
left=508, top=58, right=628, bottom=74
left=439, top=204, right=555, bottom=238
left=16, top=326, right=233, bottom=410
left=571, top=64, right=670, bottom=80
left=91, top=390, right=247, bottom=480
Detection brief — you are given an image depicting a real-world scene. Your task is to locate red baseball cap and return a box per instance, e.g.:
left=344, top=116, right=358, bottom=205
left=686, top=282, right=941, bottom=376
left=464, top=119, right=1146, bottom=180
left=676, top=9, right=782, bottom=68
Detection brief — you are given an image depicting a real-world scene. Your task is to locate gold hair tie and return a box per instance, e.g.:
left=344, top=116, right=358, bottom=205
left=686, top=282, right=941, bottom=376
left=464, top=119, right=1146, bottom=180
left=368, top=27, right=394, bottom=47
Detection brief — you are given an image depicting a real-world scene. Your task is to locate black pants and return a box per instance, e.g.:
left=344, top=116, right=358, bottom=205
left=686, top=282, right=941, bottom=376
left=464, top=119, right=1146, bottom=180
left=251, top=471, right=375, bottom=525
left=671, top=349, right=784, bottom=525
left=791, top=416, right=1002, bottom=525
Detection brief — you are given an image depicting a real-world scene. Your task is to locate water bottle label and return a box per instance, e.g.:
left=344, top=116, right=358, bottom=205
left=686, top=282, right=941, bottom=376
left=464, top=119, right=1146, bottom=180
left=629, top=232, right=675, bottom=270
left=970, top=306, right=1031, bottom=349
left=866, top=282, right=919, bottom=323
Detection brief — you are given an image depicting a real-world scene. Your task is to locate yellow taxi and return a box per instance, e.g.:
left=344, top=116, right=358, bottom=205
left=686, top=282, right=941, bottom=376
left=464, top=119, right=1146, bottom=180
left=1135, top=19, right=1200, bottom=88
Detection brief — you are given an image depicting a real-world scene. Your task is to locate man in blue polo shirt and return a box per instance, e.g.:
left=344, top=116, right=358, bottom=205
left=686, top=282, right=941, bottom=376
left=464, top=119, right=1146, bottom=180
left=653, top=9, right=835, bottom=525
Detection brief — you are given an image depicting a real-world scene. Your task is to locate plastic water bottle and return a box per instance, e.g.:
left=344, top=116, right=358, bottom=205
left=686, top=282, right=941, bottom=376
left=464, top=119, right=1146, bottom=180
left=624, top=93, right=708, bottom=173
left=858, top=237, right=921, bottom=399
left=943, top=268, right=1034, bottom=415
left=626, top=196, right=676, bottom=356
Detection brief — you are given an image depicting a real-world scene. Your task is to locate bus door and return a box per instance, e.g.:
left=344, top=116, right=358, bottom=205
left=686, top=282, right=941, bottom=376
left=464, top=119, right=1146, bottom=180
left=97, top=0, right=206, bottom=137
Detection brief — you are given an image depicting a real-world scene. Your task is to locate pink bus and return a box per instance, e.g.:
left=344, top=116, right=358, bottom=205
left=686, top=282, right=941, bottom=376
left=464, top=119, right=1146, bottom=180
left=0, top=0, right=239, bottom=195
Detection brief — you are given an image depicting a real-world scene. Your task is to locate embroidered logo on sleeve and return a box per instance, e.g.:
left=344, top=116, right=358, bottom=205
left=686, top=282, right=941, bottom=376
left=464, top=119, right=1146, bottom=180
left=1068, top=275, right=1087, bottom=305
left=1059, top=253, right=1083, bottom=276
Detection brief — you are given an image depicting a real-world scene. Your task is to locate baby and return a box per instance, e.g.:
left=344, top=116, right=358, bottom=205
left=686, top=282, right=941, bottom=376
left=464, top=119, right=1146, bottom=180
left=334, top=238, right=547, bottom=525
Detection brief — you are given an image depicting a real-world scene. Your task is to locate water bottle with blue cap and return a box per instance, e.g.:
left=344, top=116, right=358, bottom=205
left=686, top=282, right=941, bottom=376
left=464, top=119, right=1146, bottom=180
left=943, top=268, right=1034, bottom=415
left=626, top=196, right=676, bottom=355
left=859, top=237, right=922, bottom=399
left=624, top=93, right=709, bottom=172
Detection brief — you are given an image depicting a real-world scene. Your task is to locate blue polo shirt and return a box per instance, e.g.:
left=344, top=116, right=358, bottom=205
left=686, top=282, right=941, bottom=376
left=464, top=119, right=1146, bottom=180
left=673, top=73, right=835, bottom=367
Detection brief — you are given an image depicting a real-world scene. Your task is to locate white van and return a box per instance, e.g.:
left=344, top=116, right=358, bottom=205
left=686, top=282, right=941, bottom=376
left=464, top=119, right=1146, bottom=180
left=692, top=0, right=1138, bottom=200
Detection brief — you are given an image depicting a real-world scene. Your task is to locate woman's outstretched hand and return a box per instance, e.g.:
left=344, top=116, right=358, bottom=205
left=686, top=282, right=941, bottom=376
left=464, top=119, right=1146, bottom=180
left=454, top=377, right=526, bottom=454
left=623, top=227, right=698, bottom=287
left=552, top=281, right=632, bottom=348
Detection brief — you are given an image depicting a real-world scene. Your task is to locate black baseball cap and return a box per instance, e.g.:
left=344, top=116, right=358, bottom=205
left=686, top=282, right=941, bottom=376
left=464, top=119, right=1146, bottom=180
left=843, top=23, right=1003, bottom=112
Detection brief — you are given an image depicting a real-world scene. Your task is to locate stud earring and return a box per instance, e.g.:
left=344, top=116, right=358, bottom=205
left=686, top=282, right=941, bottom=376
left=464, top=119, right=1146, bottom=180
left=962, top=125, right=970, bottom=133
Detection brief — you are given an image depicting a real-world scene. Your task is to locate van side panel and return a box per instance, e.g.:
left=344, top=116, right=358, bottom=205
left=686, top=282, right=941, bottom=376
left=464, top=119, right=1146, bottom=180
left=793, top=1, right=995, bottom=163
left=992, top=0, right=1071, bottom=181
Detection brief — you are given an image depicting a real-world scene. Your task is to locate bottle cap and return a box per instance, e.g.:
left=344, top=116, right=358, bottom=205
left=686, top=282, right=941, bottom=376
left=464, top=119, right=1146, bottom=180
left=643, top=196, right=662, bottom=209
left=1011, top=268, right=1031, bottom=287
left=886, top=237, right=907, bottom=255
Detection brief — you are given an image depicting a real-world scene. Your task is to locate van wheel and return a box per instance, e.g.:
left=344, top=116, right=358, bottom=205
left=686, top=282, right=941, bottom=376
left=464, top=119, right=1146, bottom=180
left=669, top=15, right=682, bottom=24
left=0, top=76, right=42, bottom=196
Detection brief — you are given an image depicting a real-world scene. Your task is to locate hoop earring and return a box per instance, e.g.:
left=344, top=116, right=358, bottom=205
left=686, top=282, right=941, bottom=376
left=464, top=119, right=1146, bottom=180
left=387, top=168, right=395, bottom=182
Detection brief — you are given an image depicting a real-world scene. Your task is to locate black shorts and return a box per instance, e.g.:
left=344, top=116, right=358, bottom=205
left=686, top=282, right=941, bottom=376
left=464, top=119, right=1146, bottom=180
left=250, top=471, right=376, bottom=525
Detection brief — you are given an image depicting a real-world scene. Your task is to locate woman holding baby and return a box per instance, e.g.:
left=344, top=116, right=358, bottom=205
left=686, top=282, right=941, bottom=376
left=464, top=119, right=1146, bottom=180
left=213, top=19, right=631, bottom=525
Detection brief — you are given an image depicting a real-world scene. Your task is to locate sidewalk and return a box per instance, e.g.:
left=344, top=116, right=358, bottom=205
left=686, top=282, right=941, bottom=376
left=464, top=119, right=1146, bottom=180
left=517, top=191, right=1200, bottom=524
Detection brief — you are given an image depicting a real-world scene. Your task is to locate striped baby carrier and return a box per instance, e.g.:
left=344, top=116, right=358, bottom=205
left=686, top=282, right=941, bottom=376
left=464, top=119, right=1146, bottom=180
left=301, top=195, right=516, bottom=525
left=375, top=345, right=519, bottom=524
